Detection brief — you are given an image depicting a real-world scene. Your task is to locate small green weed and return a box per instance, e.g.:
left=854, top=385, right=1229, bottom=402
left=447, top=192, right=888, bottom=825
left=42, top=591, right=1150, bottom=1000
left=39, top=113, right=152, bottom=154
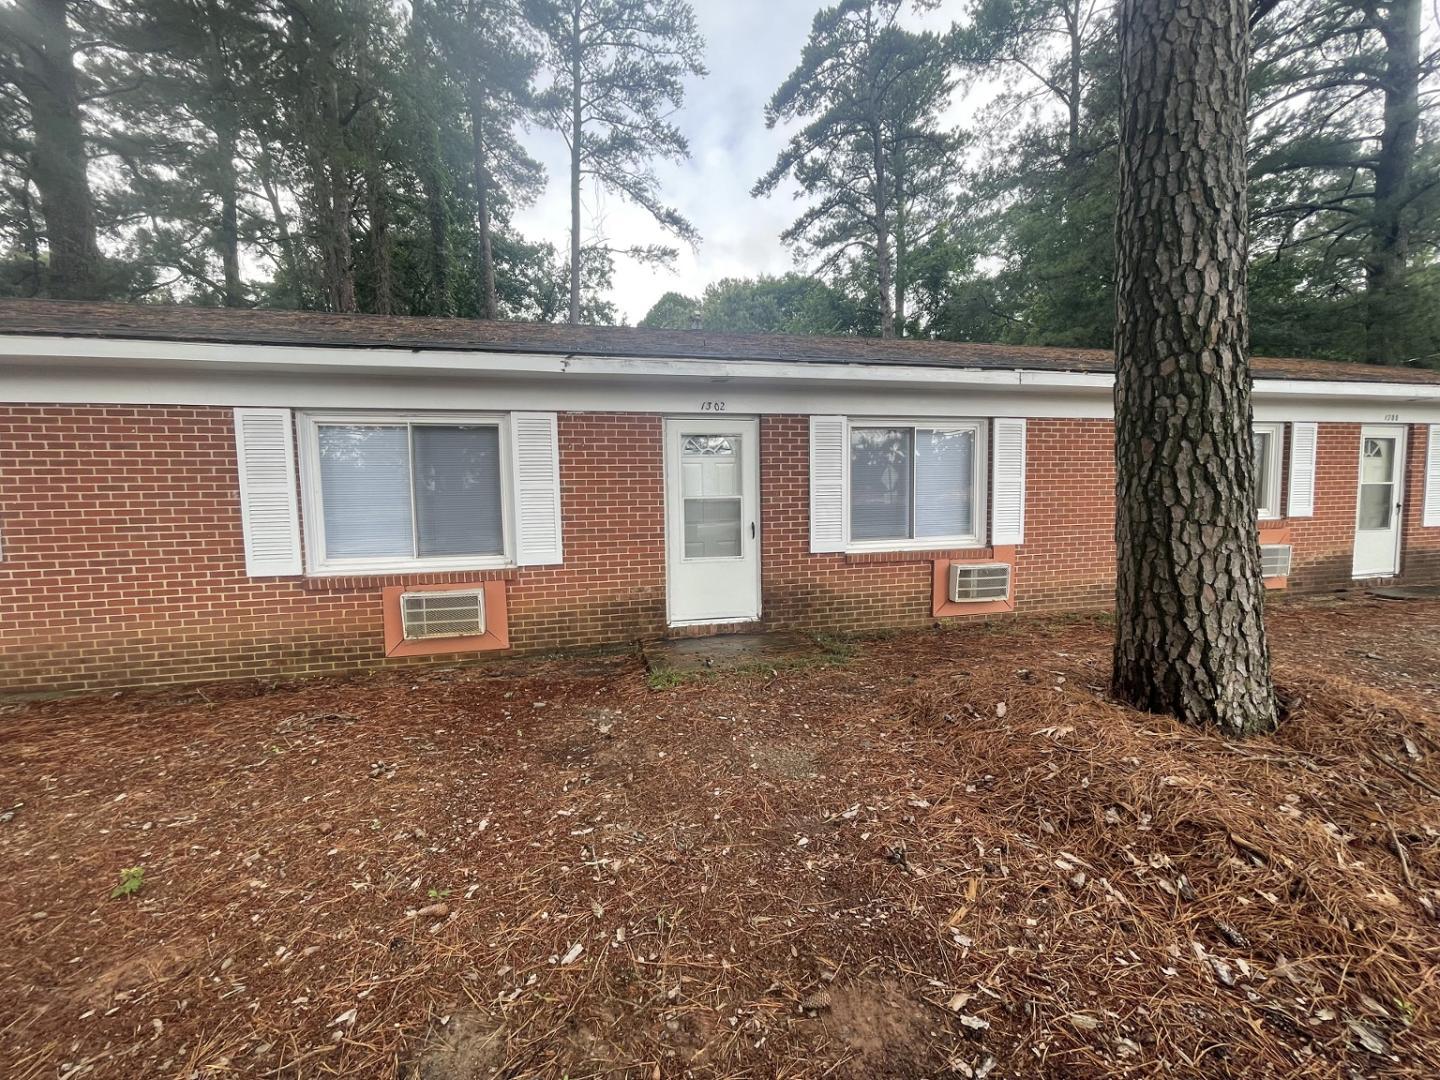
left=110, top=866, right=145, bottom=899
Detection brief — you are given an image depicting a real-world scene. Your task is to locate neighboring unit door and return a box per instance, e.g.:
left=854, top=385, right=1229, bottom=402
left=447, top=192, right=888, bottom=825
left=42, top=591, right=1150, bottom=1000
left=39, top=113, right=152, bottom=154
left=1352, top=425, right=1406, bottom=577
left=664, top=418, right=761, bottom=625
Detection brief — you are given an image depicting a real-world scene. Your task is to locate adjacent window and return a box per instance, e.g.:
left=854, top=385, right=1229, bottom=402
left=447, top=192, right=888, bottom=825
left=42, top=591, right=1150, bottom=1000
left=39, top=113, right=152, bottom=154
left=848, top=421, right=985, bottom=549
left=1252, top=423, right=1284, bottom=520
left=299, top=413, right=510, bottom=574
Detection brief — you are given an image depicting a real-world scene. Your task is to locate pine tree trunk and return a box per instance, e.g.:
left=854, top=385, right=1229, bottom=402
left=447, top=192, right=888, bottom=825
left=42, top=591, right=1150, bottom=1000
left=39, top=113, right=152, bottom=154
left=216, top=120, right=242, bottom=307
left=872, top=122, right=894, bottom=339
left=472, top=99, right=499, bottom=320
left=567, top=0, right=583, bottom=326
left=1364, top=0, right=1420, bottom=365
left=893, top=143, right=906, bottom=337
left=1112, top=0, right=1277, bottom=736
left=1065, top=0, right=1082, bottom=161
left=409, top=0, right=451, bottom=316
left=329, top=163, right=356, bottom=313
left=17, top=0, right=100, bottom=299
left=365, top=165, right=394, bottom=315
left=420, top=155, right=451, bottom=316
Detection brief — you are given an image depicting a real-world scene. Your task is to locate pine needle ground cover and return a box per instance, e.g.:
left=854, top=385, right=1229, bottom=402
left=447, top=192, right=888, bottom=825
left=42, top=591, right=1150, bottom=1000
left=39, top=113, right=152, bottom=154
left=3, top=596, right=1440, bottom=1079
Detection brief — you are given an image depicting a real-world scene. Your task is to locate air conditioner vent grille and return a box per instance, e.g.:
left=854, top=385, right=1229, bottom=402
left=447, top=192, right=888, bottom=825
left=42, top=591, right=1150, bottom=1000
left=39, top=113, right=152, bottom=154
left=400, top=589, right=486, bottom=640
left=1261, top=544, right=1292, bottom=578
left=948, top=562, right=1011, bottom=603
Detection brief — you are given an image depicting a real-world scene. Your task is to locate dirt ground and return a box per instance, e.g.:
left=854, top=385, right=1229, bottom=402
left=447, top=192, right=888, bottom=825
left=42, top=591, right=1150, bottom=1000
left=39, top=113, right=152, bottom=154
left=4, top=595, right=1440, bottom=1080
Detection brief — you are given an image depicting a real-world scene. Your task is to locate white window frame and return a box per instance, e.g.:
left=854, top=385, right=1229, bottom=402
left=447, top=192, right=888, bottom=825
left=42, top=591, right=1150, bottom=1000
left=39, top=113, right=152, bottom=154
left=297, top=410, right=515, bottom=576
left=843, top=417, right=988, bottom=553
left=1253, top=421, right=1285, bottom=520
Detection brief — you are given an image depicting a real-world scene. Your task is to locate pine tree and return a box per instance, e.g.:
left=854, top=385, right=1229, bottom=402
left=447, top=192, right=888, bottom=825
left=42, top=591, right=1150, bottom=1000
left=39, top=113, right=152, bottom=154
left=1112, top=0, right=1278, bottom=734
left=527, top=0, right=705, bottom=324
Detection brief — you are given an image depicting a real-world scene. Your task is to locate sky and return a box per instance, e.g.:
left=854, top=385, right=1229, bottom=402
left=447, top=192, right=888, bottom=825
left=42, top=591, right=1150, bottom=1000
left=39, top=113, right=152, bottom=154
left=510, top=2, right=961, bottom=325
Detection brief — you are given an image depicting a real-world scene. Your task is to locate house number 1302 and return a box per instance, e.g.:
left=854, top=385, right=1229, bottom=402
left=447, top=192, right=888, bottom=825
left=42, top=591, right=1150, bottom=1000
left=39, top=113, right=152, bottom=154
left=700, top=400, right=726, bottom=411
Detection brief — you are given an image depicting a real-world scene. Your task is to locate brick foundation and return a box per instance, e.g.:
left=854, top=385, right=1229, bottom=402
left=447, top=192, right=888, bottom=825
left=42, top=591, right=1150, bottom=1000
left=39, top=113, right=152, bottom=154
left=2, top=406, right=1438, bottom=695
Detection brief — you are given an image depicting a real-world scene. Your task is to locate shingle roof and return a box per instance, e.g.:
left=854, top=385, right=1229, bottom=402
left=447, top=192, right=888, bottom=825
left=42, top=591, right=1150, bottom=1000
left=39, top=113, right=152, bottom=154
left=3, top=299, right=1439, bottom=386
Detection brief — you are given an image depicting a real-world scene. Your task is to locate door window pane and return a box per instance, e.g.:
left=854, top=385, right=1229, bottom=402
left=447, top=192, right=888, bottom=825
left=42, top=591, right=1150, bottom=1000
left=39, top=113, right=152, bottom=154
left=684, top=498, right=742, bottom=557
left=915, top=428, right=975, bottom=538
left=850, top=427, right=913, bottom=540
left=413, top=425, right=503, bottom=557
left=1359, top=485, right=1393, bottom=530
left=317, top=425, right=412, bottom=558
left=1362, top=438, right=1395, bottom=483
left=681, top=432, right=743, bottom=558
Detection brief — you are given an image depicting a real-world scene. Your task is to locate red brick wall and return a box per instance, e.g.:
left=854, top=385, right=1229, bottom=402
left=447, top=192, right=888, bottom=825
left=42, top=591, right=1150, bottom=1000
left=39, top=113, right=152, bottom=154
left=0, top=408, right=670, bottom=695
left=1403, top=424, right=1440, bottom=582
left=3, top=407, right=1438, bottom=695
left=757, top=416, right=1119, bottom=633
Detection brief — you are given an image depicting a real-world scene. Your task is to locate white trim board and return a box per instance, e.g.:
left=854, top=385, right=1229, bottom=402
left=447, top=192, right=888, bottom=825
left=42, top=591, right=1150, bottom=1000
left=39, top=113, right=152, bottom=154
left=8, top=361, right=1440, bottom=423
left=5, top=333, right=1440, bottom=400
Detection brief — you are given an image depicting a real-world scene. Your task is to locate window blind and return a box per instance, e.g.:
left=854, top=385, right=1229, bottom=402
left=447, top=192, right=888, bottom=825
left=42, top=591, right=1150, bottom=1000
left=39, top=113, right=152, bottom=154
left=915, top=428, right=974, bottom=538
left=318, top=425, right=412, bottom=558
left=850, top=427, right=912, bottom=540
left=413, top=425, right=503, bottom=557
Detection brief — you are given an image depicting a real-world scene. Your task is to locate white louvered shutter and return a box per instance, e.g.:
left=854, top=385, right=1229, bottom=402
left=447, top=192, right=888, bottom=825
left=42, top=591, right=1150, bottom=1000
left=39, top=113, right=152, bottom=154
left=233, top=408, right=302, bottom=576
left=510, top=412, right=563, bottom=566
left=991, top=418, right=1027, bottom=546
left=1426, top=425, right=1440, bottom=528
left=1287, top=422, right=1317, bottom=518
left=809, top=415, right=848, bottom=553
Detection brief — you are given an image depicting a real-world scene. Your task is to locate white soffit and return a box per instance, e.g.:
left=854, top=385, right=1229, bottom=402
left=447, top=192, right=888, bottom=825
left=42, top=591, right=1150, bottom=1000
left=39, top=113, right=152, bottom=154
left=3, top=334, right=1440, bottom=417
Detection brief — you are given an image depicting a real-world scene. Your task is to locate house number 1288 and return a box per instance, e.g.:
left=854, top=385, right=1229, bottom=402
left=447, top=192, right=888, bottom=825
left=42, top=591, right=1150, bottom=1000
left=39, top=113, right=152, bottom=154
left=700, top=401, right=726, bottom=411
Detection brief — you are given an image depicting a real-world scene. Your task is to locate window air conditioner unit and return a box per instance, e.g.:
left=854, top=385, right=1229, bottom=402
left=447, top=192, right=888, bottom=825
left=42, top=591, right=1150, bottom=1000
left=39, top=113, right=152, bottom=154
left=948, top=562, right=1011, bottom=603
left=400, top=589, right=486, bottom=640
left=1260, top=544, right=1292, bottom=578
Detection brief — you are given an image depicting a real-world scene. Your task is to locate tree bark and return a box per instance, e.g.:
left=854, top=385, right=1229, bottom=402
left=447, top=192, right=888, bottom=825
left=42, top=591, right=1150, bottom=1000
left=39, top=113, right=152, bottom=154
left=365, top=165, right=394, bottom=315
left=472, top=98, right=499, bottom=320
left=1064, top=0, right=1082, bottom=161
left=1363, top=0, right=1420, bottom=365
left=14, top=0, right=100, bottom=299
left=567, top=0, right=583, bottom=325
left=872, top=120, right=895, bottom=339
left=216, top=119, right=242, bottom=306
left=892, top=141, right=906, bottom=337
left=1112, top=0, right=1277, bottom=735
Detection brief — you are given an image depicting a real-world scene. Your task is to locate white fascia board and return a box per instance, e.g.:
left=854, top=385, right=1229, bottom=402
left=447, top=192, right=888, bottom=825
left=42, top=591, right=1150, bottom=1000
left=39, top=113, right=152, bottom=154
left=0, top=363, right=1116, bottom=418
left=0, top=333, right=1117, bottom=390
left=5, top=333, right=1440, bottom=411
left=1253, top=378, right=1440, bottom=401
left=0, top=334, right=570, bottom=376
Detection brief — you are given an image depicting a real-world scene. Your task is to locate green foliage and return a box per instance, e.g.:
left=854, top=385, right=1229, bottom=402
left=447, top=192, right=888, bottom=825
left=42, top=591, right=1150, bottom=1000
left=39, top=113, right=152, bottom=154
left=754, top=0, right=961, bottom=335
left=638, top=290, right=698, bottom=329
left=0, top=0, right=637, bottom=323
left=110, top=866, right=145, bottom=899
left=640, top=274, right=867, bottom=335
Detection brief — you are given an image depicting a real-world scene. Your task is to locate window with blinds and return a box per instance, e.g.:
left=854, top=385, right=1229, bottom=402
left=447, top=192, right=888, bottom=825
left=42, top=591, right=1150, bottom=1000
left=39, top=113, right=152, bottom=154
left=309, top=417, right=506, bottom=571
left=849, top=424, right=980, bottom=545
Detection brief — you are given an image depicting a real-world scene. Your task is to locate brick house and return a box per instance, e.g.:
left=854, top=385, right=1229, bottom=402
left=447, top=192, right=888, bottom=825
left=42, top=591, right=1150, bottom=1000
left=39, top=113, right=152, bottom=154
left=2, top=299, right=1439, bottom=696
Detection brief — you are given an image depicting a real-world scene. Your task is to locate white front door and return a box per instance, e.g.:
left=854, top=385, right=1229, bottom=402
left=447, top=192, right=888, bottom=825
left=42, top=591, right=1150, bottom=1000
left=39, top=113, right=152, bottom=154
left=664, top=418, right=761, bottom=625
left=1353, top=425, right=1406, bottom=577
